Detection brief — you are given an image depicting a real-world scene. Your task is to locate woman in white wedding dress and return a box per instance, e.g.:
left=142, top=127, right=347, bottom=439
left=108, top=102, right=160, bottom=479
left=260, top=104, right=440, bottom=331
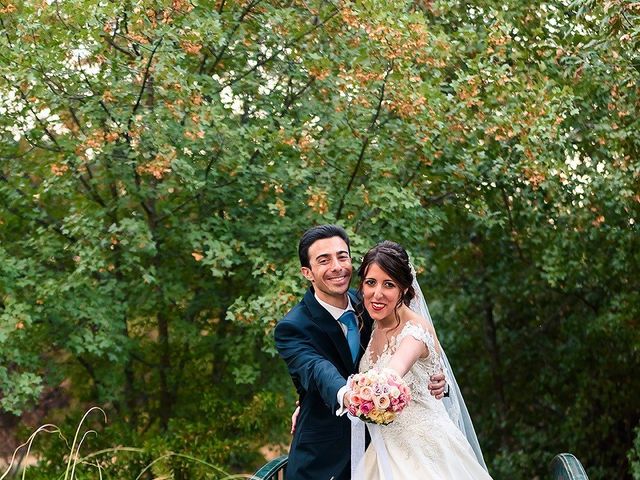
left=356, top=241, right=492, bottom=480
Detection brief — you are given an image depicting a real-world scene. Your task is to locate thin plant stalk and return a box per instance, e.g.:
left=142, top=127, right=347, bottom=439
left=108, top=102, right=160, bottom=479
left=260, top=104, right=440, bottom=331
left=0, top=424, right=61, bottom=480
left=63, top=406, right=107, bottom=480
left=134, top=451, right=234, bottom=480
left=69, top=430, right=97, bottom=480
left=78, top=446, right=145, bottom=462
left=86, top=460, right=103, bottom=480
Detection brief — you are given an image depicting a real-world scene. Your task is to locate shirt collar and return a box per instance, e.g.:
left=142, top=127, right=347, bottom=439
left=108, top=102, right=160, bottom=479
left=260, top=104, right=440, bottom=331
left=314, top=293, right=354, bottom=320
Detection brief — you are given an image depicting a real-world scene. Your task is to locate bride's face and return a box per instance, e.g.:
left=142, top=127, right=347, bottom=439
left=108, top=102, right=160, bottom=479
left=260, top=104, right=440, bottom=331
left=362, top=263, right=403, bottom=324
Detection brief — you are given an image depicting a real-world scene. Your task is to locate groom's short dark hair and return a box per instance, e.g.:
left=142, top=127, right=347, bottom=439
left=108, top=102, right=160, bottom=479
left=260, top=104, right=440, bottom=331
left=298, top=224, right=350, bottom=268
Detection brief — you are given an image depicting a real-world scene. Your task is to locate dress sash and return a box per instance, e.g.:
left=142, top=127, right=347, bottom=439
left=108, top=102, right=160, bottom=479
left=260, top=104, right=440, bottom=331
left=348, top=415, right=394, bottom=480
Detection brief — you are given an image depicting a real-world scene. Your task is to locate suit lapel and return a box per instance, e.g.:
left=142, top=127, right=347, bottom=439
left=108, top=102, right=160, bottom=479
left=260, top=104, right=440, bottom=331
left=303, top=289, right=355, bottom=371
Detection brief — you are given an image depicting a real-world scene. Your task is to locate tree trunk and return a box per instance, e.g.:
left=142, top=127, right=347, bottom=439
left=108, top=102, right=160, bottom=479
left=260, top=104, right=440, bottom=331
left=158, top=309, right=172, bottom=430
left=483, top=298, right=509, bottom=447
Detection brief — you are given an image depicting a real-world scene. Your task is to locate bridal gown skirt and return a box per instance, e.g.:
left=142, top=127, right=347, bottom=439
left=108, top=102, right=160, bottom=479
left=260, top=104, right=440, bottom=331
left=361, top=398, right=493, bottom=479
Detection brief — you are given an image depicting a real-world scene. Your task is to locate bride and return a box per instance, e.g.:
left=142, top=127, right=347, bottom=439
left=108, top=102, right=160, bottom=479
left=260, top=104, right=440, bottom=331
left=354, top=240, right=492, bottom=479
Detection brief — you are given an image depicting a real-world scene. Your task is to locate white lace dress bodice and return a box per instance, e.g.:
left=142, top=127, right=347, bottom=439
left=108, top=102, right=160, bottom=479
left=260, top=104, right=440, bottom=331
left=359, top=322, right=493, bottom=479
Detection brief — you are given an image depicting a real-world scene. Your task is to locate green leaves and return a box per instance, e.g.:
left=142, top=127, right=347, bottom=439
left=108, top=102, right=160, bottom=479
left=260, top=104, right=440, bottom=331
left=1, top=0, right=639, bottom=477
left=0, top=368, right=43, bottom=416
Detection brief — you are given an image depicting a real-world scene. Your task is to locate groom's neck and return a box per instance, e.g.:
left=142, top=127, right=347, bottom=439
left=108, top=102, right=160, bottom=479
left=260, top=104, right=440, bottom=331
left=314, top=289, right=349, bottom=309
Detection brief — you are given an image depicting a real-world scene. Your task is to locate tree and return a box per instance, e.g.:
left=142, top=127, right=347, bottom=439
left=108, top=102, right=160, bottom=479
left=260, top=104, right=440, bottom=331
left=1, top=0, right=638, bottom=478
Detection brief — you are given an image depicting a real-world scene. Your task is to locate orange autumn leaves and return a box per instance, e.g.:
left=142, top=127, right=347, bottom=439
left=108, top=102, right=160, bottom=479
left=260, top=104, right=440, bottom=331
left=136, top=148, right=176, bottom=180
left=333, top=5, right=448, bottom=120
left=50, top=125, right=176, bottom=180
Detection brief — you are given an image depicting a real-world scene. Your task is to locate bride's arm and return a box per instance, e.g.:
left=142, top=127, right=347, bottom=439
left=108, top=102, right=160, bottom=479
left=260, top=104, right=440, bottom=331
left=387, top=334, right=428, bottom=377
left=386, top=320, right=446, bottom=397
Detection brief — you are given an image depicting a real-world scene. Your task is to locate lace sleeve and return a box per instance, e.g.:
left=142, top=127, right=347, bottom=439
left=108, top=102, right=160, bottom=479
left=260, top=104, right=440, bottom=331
left=397, top=323, right=437, bottom=359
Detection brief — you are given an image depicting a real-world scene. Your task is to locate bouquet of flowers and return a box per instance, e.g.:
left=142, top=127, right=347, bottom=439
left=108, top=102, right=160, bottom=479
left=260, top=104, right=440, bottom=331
left=347, top=368, right=411, bottom=425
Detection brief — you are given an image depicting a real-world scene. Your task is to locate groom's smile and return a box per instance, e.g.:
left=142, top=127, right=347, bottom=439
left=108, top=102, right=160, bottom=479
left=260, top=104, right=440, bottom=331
left=327, top=273, right=349, bottom=284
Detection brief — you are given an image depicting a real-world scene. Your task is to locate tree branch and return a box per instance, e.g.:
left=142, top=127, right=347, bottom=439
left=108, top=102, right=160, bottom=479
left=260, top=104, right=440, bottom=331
left=279, top=76, right=316, bottom=115
left=335, top=66, right=392, bottom=220
left=0, top=16, right=14, bottom=48
left=8, top=206, right=76, bottom=243
left=206, top=0, right=263, bottom=75
left=129, top=39, right=162, bottom=126
left=4, top=76, right=63, bottom=152
left=216, top=5, right=340, bottom=93
left=499, top=185, right=527, bottom=263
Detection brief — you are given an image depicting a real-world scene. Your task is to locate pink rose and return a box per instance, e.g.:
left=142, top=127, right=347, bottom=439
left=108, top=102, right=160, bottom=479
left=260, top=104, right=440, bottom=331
left=360, top=400, right=374, bottom=415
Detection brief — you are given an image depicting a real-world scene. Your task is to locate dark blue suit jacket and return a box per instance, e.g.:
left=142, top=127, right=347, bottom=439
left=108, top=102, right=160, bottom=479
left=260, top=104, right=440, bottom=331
left=274, top=288, right=372, bottom=480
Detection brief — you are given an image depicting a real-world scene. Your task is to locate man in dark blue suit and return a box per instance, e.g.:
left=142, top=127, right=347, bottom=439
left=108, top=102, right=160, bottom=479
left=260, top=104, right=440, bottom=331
left=275, top=225, right=445, bottom=479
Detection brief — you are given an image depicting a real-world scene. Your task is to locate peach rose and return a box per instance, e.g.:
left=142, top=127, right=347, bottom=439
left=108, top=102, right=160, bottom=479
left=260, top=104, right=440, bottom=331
left=373, top=394, right=390, bottom=410
left=359, top=386, right=373, bottom=401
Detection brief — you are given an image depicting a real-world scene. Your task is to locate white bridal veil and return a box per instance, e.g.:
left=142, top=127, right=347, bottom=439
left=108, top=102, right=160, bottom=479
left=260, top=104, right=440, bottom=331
left=409, top=270, right=488, bottom=471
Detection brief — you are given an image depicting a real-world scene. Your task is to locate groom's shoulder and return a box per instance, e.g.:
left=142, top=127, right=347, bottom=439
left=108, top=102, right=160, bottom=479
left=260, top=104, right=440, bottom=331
left=282, top=301, right=306, bottom=321
left=274, top=295, right=310, bottom=339
left=279, top=290, right=312, bottom=324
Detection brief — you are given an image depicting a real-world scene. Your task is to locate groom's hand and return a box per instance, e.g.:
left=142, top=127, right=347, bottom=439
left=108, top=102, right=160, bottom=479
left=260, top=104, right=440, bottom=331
left=428, top=373, right=446, bottom=399
left=343, top=391, right=352, bottom=409
left=290, top=401, right=300, bottom=435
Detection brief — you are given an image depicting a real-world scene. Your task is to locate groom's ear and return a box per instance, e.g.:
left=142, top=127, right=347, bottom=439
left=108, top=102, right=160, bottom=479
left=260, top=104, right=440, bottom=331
left=301, top=266, right=313, bottom=282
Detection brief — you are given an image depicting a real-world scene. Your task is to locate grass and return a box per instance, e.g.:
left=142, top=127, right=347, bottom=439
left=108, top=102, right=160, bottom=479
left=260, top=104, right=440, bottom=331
left=1, top=408, right=266, bottom=479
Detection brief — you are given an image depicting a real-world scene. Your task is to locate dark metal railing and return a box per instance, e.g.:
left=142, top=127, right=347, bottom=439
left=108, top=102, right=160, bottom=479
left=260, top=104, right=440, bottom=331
left=252, top=451, right=588, bottom=479
left=252, top=455, right=288, bottom=480
left=550, top=453, right=589, bottom=480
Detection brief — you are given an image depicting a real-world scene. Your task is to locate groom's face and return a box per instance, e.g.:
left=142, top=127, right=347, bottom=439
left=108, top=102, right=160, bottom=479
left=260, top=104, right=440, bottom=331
left=301, top=236, right=352, bottom=307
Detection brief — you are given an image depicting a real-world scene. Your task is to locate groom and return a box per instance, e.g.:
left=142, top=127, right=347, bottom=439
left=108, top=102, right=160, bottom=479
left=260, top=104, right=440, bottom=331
left=274, top=225, right=446, bottom=479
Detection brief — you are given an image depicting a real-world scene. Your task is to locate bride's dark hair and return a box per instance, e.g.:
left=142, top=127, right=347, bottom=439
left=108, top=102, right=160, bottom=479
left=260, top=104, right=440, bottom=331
left=357, top=240, right=415, bottom=311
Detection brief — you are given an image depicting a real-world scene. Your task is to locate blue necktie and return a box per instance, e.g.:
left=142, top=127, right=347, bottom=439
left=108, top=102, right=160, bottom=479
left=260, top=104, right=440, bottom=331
left=338, top=310, right=360, bottom=363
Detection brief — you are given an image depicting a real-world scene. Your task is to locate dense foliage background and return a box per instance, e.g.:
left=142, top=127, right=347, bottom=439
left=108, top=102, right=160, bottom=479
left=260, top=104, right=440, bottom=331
left=1, top=0, right=639, bottom=478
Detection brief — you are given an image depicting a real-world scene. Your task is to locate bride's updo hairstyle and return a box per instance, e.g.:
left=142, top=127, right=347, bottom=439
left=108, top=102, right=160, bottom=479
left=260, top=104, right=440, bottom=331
left=357, top=240, right=415, bottom=310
